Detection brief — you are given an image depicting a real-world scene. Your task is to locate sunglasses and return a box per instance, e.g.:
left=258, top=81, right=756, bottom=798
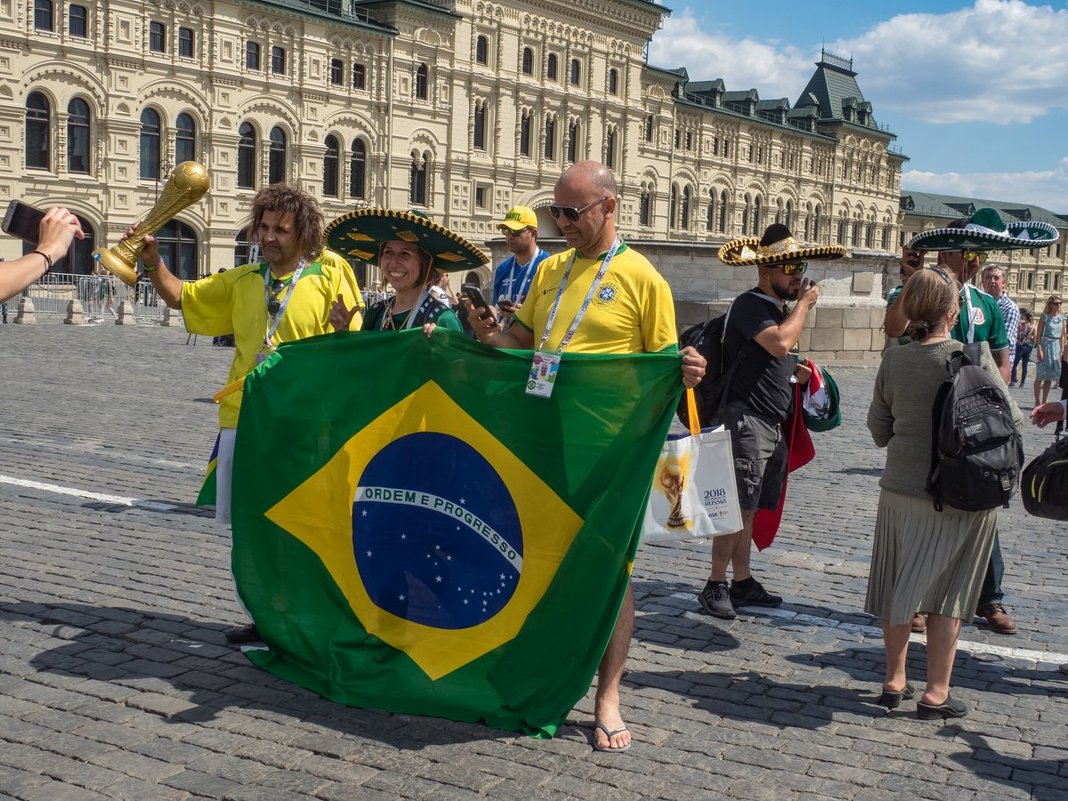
left=548, top=197, right=607, bottom=222
left=962, top=250, right=989, bottom=265
left=779, top=262, right=808, bottom=275
left=268, top=279, right=284, bottom=316
left=502, top=227, right=532, bottom=237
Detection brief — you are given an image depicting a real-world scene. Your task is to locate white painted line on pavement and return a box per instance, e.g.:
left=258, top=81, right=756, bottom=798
left=0, top=474, right=180, bottom=512
left=668, top=591, right=1068, bottom=666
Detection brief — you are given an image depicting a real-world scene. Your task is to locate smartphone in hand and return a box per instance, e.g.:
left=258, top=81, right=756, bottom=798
left=461, top=283, right=495, bottom=320
left=2, top=200, right=46, bottom=245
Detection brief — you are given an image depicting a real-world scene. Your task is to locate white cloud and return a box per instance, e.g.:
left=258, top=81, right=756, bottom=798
left=647, top=10, right=813, bottom=101
left=903, top=158, right=1068, bottom=213
left=651, top=1, right=1068, bottom=125
left=837, top=0, right=1068, bottom=124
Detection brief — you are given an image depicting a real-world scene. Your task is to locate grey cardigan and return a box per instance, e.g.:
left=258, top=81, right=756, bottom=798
left=868, top=339, right=1024, bottom=497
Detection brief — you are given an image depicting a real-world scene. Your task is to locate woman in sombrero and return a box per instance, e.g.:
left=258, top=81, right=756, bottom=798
left=324, top=208, right=488, bottom=332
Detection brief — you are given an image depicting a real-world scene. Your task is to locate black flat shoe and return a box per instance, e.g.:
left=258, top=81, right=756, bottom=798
left=916, top=696, right=967, bottom=719
left=224, top=623, right=262, bottom=644
left=876, top=683, right=916, bottom=709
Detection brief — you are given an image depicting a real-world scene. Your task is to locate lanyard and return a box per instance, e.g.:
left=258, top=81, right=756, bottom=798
left=384, top=288, right=430, bottom=330
left=503, top=251, right=539, bottom=303
left=962, top=286, right=976, bottom=344
left=537, top=237, right=621, bottom=353
left=263, top=259, right=306, bottom=347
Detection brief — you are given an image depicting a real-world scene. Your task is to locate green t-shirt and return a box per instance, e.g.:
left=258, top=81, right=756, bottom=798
left=952, top=285, right=1009, bottom=351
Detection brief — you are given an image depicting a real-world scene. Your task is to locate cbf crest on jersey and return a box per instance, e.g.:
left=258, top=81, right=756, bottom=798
left=231, top=331, right=680, bottom=736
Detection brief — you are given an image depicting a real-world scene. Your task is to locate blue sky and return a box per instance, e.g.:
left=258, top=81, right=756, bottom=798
left=648, top=0, right=1068, bottom=213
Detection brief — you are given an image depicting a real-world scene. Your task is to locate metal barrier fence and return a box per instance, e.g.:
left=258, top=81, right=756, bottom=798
left=20, top=273, right=181, bottom=326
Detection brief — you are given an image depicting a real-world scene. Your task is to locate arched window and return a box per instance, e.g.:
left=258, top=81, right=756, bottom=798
left=139, top=108, right=161, bottom=180
left=569, top=58, right=580, bottom=86
left=175, top=112, right=196, bottom=164
left=608, top=68, right=618, bottom=95
left=350, top=138, right=366, bottom=198
left=34, top=0, right=53, bottom=31
left=644, top=114, right=654, bottom=144
left=718, top=190, right=728, bottom=233
left=271, top=46, right=285, bottom=75
left=784, top=200, right=793, bottom=231
left=681, top=186, right=692, bottom=230
left=752, top=195, right=763, bottom=235
left=473, top=101, right=486, bottom=151
left=567, top=120, right=579, bottom=164
left=544, top=115, right=556, bottom=161
left=803, top=205, right=812, bottom=240
left=67, top=98, right=90, bottom=174
left=882, top=224, right=893, bottom=251
left=26, top=92, right=51, bottom=170
left=604, top=127, right=616, bottom=170
left=246, top=41, right=260, bottom=70
left=812, top=204, right=822, bottom=241
left=521, top=47, right=533, bottom=75
left=409, top=150, right=428, bottom=205
left=234, top=227, right=253, bottom=267
left=519, top=110, right=532, bottom=157
left=741, top=195, right=751, bottom=235
left=706, top=190, right=716, bottom=232
left=546, top=53, right=558, bottom=80
left=237, top=122, right=256, bottom=188
left=669, top=185, right=678, bottom=230
left=640, top=189, right=652, bottom=227
left=415, top=64, right=428, bottom=100
left=155, top=219, right=198, bottom=280
left=353, top=63, right=366, bottom=89
left=323, top=134, right=339, bottom=197
left=475, top=35, right=488, bottom=65
left=268, top=126, right=286, bottom=184
left=69, top=5, right=87, bottom=38
left=330, top=58, right=343, bottom=85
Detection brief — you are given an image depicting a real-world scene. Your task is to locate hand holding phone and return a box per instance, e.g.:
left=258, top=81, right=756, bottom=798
left=461, top=283, right=494, bottom=320
left=2, top=200, right=46, bottom=245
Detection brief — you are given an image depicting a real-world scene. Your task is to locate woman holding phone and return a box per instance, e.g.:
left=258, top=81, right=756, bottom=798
left=1, top=204, right=84, bottom=302
left=325, top=209, right=487, bottom=333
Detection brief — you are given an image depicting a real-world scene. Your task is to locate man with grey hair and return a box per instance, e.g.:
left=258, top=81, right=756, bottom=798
left=983, top=263, right=1020, bottom=381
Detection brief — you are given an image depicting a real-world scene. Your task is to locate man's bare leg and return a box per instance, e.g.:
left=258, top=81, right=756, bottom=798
left=593, top=581, right=634, bottom=750
left=709, top=510, right=756, bottom=582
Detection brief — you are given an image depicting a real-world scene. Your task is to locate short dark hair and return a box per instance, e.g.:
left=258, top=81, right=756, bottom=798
left=250, top=184, right=324, bottom=261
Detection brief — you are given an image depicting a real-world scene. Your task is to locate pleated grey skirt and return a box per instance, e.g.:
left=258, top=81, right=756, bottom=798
left=865, top=489, right=998, bottom=626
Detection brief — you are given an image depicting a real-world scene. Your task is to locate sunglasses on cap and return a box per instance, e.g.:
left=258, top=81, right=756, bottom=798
left=778, top=262, right=807, bottom=275
left=962, top=250, right=989, bottom=265
left=548, top=197, right=607, bottom=222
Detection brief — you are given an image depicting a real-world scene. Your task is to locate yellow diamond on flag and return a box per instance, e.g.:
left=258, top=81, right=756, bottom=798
left=266, top=381, right=584, bottom=680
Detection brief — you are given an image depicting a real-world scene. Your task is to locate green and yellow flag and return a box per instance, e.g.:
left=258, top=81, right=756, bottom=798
left=231, top=330, right=681, bottom=737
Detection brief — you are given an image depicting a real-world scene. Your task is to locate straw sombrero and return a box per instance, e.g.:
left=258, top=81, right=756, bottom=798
left=907, top=207, right=1057, bottom=252
left=324, top=208, right=489, bottom=272
left=718, top=223, right=847, bottom=266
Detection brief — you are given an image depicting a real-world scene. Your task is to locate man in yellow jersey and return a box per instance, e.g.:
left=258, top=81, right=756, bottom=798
left=130, top=184, right=363, bottom=642
left=466, top=161, right=705, bottom=752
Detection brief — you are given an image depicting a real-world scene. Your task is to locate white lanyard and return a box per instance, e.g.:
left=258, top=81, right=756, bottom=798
left=263, top=259, right=306, bottom=347
left=962, top=286, right=976, bottom=344
left=504, top=252, right=539, bottom=304
left=385, top=288, right=430, bottom=331
left=537, top=238, right=621, bottom=353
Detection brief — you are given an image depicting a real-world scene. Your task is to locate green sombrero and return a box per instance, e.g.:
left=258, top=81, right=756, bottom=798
left=324, top=208, right=489, bottom=272
left=907, top=207, right=1058, bottom=252
left=719, top=223, right=847, bottom=266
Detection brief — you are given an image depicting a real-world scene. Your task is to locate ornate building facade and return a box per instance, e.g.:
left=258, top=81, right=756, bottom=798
left=1, top=0, right=903, bottom=290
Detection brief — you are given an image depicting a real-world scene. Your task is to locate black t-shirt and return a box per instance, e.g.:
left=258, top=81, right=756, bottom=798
left=722, top=289, right=795, bottom=422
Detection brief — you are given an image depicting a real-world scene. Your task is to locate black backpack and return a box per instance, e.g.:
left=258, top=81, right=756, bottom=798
left=677, top=291, right=770, bottom=427
left=1021, top=436, right=1068, bottom=520
left=925, top=344, right=1024, bottom=512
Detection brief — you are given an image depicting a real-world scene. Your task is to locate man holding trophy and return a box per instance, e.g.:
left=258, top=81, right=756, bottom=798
left=123, top=181, right=364, bottom=643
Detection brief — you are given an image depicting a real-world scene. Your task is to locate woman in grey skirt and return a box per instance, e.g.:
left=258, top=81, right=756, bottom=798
left=866, top=268, right=1023, bottom=719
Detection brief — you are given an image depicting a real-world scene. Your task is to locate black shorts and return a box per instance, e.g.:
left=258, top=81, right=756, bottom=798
left=722, top=403, right=788, bottom=512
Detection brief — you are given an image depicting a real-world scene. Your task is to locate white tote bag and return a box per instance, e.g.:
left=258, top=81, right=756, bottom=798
left=642, top=390, right=743, bottom=543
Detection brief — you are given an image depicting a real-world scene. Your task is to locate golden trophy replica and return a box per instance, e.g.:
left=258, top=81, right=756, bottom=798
left=659, top=458, right=689, bottom=529
left=93, top=161, right=209, bottom=285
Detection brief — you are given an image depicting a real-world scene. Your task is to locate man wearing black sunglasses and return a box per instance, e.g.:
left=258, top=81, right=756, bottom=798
left=466, top=160, right=706, bottom=753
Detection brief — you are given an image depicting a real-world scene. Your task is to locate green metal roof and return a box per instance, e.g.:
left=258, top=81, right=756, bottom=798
left=900, top=191, right=1068, bottom=229
left=245, top=0, right=397, bottom=31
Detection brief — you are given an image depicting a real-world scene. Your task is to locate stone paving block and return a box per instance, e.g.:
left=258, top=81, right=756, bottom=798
left=163, top=769, right=244, bottom=798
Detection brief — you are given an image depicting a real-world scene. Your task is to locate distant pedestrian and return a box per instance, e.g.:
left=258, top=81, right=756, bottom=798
left=1010, top=309, right=1035, bottom=387
left=1034, top=295, right=1064, bottom=407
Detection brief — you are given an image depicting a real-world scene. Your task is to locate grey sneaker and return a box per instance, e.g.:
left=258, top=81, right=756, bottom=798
left=698, top=580, right=736, bottom=620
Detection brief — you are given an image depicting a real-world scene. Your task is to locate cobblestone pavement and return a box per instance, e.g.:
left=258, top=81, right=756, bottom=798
left=1, top=322, right=1066, bottom=801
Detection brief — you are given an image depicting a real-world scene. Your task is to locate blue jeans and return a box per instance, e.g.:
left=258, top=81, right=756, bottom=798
left=978, top=530, right=1004, bottom=607
left=1011, top=344, right=1033, bottom=384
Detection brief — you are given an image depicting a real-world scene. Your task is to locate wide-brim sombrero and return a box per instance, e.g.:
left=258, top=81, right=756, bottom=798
left=907, top=207, right=1058, bottom=252
left=718, top=229, right=846, bottom=267
left=324, top=208, right=489, bottom=272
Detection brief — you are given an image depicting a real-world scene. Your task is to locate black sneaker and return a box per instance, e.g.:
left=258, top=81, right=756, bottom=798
left=698, top=580, right=736, bottom=620
left=224, top=623, right=263, bottom=644
left=729, top=578, right=783, bottom=608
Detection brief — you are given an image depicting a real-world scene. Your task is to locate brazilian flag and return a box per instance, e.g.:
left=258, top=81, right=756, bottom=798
left=231, top=330, right=681, bottom=737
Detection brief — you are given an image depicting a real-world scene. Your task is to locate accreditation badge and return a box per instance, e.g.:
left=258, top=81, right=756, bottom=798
left=525, top=351, right=561, bottom=399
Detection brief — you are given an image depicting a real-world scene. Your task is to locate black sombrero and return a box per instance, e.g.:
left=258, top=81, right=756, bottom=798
left=907, top=207, right=1058, bottom=252
left=324, top=208, right=489, bottom=272
left=719, top=223, right=847, bottom=266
